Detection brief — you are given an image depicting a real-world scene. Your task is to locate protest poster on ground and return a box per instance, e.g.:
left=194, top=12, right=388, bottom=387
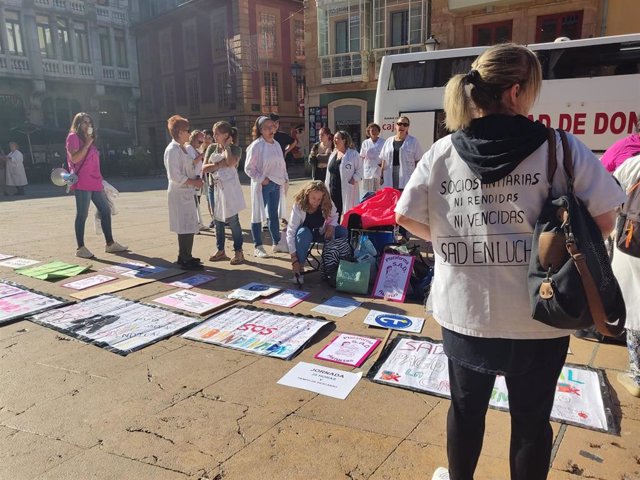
left=30, top=294, right=199, bottom=355
left=167, top=274, right=216, bottom=289
left=363, top=309, right=424, bottom=334
left=277, top=361, right=362, bottom=399
left=372, top=254, right=415, bottom=302
left=70, top=277, right=154, bottom=300
left=0, top=254, right=15, bottom=261
left=314, top=333, right=381, bottom=367
left=62, top=275, right=117, bottom=290
left=227, top=283, right=281, bottom=301
left=0, top=257, right=40, bottom=269
left=16, top=261, right=90, bottom=280
left=311, top=296, right=361, bottom=318
left=262, top=289, right=310, bottom=308
left=153, top=290, right=234, bottom=315
left=122, top=265, right=168, bottom=278
left=367, top=335, right=616, bottom=434
left=0, top=281, right=67, bottom=325
left=182, top=306, right=331, bottom=360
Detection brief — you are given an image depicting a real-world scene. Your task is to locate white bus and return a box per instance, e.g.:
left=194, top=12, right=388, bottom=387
left=374, top=34, right=640, bottom=153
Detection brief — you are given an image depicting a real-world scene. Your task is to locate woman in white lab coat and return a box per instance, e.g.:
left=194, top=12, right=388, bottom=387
left=164, top=115, right=204, bottom=270
left=202, top=121, right=246, bottom=265
left=380, top=116, right=424, bottom=190
left=359, top=123, right=384, bottom=195
left=4, top=142, right=28, bottom=195
left=245, top=116, right=289, bottom=258
left=325, top=130, right=363, bottom=218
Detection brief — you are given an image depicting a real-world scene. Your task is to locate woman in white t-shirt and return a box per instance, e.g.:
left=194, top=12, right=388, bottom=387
left=359, top=123, right=384, bottom=195
left=395, top=44, right=625, bottom=480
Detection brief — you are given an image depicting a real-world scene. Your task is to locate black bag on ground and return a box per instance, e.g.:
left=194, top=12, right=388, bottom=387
left=528, top=129, right=625, bottom=337
left=320, top=236, right=353, bottom=287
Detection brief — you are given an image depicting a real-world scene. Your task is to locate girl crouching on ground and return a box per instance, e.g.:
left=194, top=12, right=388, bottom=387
left=287, top=180, right=347, bottom=284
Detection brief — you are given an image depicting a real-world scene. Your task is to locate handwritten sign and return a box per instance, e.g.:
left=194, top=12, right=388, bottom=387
left=372, top=254, right=414, bottom=302
left=368, top=336, right=614, bottom=433
left=153, top=290, right=233, bottom=315
left=314, top=333, right=381, bottom=367
left=62, top=275, right=117, bottom=290
left=0, top=282, right=65, bottom=325
left=262, top=289, right=310, bottom=308
left=183, top=307, right=330, bottom=360
left=228, top=283, right=281, bottom=301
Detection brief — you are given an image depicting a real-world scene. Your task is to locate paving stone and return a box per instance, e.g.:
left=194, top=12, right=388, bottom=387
left=34, top=447, right=189, bottom=479
left=101, top=394, right=285, bottom=477
left=218, top=415, right=401, bottom=480
left=0, top=426, right=82, bottom=479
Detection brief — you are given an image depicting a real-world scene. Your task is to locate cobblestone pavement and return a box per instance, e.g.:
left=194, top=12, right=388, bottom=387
left=0, top=177, right=638, bottom=480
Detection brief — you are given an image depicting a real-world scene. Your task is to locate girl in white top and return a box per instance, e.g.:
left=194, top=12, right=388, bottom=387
left=245, top=116, right=289, bottom=258
left=359, top=123, right=384, bottom=195
left=611, top=154, right=640, bottom=397
left=325, top=130, right=363, bottom=217
left=185, top=130, right=206, bottom=230
left=395, top=44, right=625, bottom=480
left=379, top=116, right=423, bottom=189
left=202, top=121, right=246, bottom=265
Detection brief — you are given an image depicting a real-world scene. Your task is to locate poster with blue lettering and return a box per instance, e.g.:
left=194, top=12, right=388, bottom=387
left=182, top=306, right=331, bottom=360
left=367, top=335, right=616, bottom=434
left=363, top=309, right=424, bottom=334
left=372, top=254, right=414, bottom=302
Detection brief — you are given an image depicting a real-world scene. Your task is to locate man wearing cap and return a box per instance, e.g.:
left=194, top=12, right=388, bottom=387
left=269, top=113, right=297, bottom=159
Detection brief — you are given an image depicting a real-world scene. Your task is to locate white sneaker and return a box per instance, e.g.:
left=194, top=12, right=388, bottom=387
left=617, top=372, right=640, bottom=397
left=254, top=246, right=269, bottom=258
left=432, top=467, right=450, bottom=480
left=76, top=246, right=94, bottom=258
left=291, top=274, right=304, bottom=285
left=272, top=242, right=288, bottom=254
left=105, top=241, right=128, bottom=253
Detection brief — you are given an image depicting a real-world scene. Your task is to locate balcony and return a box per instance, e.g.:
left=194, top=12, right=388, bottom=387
left=0, top=55, right=31, bottom=75
left=448, top=0, right=520, bottom=10
left=320, top=52, right=366, bottom=84
left=102, top=66, right=133, bottom=83
left=97, top=6, right=129, bottom=25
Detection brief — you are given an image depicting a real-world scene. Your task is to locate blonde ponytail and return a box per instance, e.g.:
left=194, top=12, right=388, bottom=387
left=443, top=73, right=474, bottom=131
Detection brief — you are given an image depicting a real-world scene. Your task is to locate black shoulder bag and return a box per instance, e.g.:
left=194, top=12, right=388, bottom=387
left=527, top=129, right=626, bottom=337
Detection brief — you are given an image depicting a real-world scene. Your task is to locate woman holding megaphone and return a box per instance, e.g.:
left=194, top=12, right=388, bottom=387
left=66, top=112, right=128, bottom=259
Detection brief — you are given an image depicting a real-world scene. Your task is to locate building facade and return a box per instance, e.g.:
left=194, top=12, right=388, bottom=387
left=305, top=0, right=640, bottom=150
left=134, top=0, right=305, bottom=167
left=0, top=0, right=140, bottom=180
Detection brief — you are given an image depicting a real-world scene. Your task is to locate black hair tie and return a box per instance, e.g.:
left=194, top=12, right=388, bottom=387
left=465, top=69, right=480, bottom=85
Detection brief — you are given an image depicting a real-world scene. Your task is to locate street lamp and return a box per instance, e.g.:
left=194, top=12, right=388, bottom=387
left=425, top=35, right=440, bottom=52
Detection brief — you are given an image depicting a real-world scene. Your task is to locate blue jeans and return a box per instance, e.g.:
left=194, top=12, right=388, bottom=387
left=295, top=225, right=347, bottom=264
left=207, top=184, right=215, bottom=225
left=74, top=189, right=113, bottom=247
left=251, top=180, right=280, bottom=247
left=215, top=214, right=243, bottom=252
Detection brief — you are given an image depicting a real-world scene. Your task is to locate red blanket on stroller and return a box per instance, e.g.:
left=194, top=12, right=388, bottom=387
left=341, top=187, right=401, bottom=229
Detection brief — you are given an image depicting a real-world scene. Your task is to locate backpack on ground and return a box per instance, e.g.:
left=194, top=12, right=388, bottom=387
left=615, top=180, right=640, bottom=257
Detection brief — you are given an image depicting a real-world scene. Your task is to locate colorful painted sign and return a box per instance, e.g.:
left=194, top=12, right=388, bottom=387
left=153, top=290, right=233, bottom=315
left=182, top=306, right=331, bottom=360
left=30, top=295, right=199, bottom=355
left=372, top=254, right=415, bottom=302
left=367, top=336, right=615, bottom=433
left=363, top=309, right=424, bottom=333
left=0, top=281, right=66, bottom=325
left=314, top=333, right=381, bottom=367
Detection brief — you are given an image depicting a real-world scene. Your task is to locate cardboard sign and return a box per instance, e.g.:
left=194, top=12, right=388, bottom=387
left=0, top=257, right=40, bottom=269
left=314, top=333, right=381, bottom=367
left=228, top=283, right=281, bottom=301
left=311, top=296, right=361, bottom=318
left=363, top=309, right=424, bottom=333
left=62, top=275, right=117, bottom=290
left=183, top=306, right=330, bottom=360
left=167, top=274, right=216, bottom=289
left=367, top=335, right=616, bottom=434
left=153, top=290, right=234, bottom=315
left=0, top=281, right=66, bottom=325
left=372, top=254, right=414, bottom=302
left=277, top=362, right=362, bottom=399
left=30, top=295, right=199, bottom=355
left=262, top=289, right=310, bottom=308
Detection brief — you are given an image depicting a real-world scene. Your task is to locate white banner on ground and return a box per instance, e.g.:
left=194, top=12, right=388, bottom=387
left=30, top=295, right=199, bottom=355
left=153, top=290, right=234, bottom=315
left=182, top=306, right=331, bottom=360
left=368, top=336, right=615, bottom=433
left=277, top=361, right=362, bottom=399
left=0, top=282, right=66, bottom=325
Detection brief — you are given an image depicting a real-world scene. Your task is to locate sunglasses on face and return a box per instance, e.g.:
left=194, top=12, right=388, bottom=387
left=396, top=122, right=409, bottom=127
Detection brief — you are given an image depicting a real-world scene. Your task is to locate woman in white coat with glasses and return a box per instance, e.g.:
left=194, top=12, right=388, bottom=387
left=380, top=116, right=424, bottom=190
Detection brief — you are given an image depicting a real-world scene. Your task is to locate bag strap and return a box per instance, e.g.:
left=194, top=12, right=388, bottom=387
left=546, top=128, right=557, bottom=185
left=555, top=131, right=625, bottom=337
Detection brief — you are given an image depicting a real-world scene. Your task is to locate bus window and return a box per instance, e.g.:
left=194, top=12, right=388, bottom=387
left=388, top=55, right=475, bottom=90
